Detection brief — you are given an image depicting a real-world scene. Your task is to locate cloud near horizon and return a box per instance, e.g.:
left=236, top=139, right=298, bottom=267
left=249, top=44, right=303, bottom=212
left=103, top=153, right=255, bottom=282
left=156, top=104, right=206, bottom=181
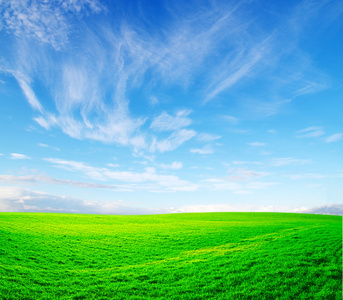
left=43, top=158, right=199, bottom=192
left=1, top=186, right=342, bottom=216
left=0, top=186, right=155, bottom=214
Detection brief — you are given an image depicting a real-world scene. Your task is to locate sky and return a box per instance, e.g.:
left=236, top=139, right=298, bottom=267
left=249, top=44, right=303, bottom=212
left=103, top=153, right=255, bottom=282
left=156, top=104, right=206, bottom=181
left=0, top=0, right=342, bottom=215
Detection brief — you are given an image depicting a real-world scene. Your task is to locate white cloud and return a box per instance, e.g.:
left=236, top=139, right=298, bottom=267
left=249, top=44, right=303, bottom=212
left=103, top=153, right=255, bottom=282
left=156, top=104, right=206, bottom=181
left=0, top=174, right=117, bottom=190
left=286, top=173, right=327, bottom=180
left=1, top=185, right=340, bottom=215
left=149, top=96, right=158, bottom=106
left=175, top=204, right=310, bottom=214
left=205, top=41, right=268, bottom=101
left=261, top=151, right=273, bottom=156
left=0, top=0, right=104, bottom=50
left=296, top=126, right=325, bottom=138
left=292, top=81, right=328, bottom=98
left=222, top=115, right=239, bottom=125
left=38, top=143, right=49, bottom=148
left=44, top=158, right=107, bottom=181
left=205, top=167, right=275, bottom=193
left=1, top=2, right=146, bottom=151
left=0, top=186, right=158, bottom=214
left=14, top=73, right=43, bottom=112
left=107, top=163, right=119, bottom=168
left=1, top=0, right=337, bottom=154
left=38, top=143, right=60, bottom=151
left=33, top=114, right=58, bottom=130
left=325, top=133, right=342, bottom=143
left=150, top=110, right=192, bottom=132
left=201, top=0, right=334, bottom=112
left=196, top=133, right=221, bottom=142
left=10, top=153, right=31, bottom=160
left=160, top=161, right=183, bottom=170
left=190, top=144, right=214, bottom=155
left=44, top=158, right=198, bottom=192
left=60, top=0, right=105, bottom=14
left=245, top=182, right=277, bottom=190
left=155, top=129, right=196, bottom=153
left=206, top=181, right=243, bottom=191
left=247, top=142, right=266, bottom=147
left=233, top=161, right=262, bottom=165
left=226, top=168, right=270, bottom=181
left=270, top=157, right=311, bottom=167
left=302, top=204, right=343, bottom=216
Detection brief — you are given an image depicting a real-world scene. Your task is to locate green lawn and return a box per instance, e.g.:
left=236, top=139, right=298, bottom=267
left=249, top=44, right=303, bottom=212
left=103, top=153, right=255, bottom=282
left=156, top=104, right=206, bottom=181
left=0, top=212, right=341, bottom=299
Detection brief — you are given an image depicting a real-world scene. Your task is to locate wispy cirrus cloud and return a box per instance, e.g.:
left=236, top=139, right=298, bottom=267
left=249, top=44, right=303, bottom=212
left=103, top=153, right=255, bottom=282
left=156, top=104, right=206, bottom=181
left=233, top=161, right=262, bottom=165
left=296, top=126, right=325, bottom=138
left=190, top=144, right=214, bottom=155
left=150, top=110, right=192, bottom=132
left=203, top=0, right=334, bottom=111
left=221, top=115, right=239, bottom=125
left=176, top=203, right=343, bottom=215
left=175, top=204, right=311, bottom=214
left=204, top=167, right=275, bottom=194
left=205, top=179, right=277, bottom=194
left=285, top=173, right=327, bottom=180
left=10, top=153, right=31, bottom=160
left=13, top=72, right=43, bottom=112
left=196, top=133, right=221, bottom=142
left=0, top=174, right=117, bottom=190
left=269, top=157, right=311, bottom=167
left=0, top=0, right=340, bottom=155
left=247, top=142, right=266, bottom=147
left=38, top=143, right=60, bottom=151
left=4, top=185, right=338, bottom=215
left=153, top=129, right=197, bottom=153
left=205, top=41, right=269, bottom=102
left=0, top=186, right=160, bottom=214
left=226, top=167, right=270, bottom=181
left=160, top=161, right=183, bottom=170
left=44, top=158, right=198, bottom=192
left=325, top=133, right=342, bottom=143
left=0, top=0, right=104, bottom=50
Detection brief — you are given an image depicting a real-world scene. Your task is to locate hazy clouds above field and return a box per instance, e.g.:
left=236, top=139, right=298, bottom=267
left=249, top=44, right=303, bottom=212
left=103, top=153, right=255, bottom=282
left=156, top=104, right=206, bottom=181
left=0, top=0, right=342, bottom=214
left=1, top=186, right=342, bottom=215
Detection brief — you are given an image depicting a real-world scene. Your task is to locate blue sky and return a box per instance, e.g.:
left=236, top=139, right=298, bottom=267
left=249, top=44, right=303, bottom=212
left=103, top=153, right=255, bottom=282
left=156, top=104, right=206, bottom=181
left=0, top=0, right=342, bottom=214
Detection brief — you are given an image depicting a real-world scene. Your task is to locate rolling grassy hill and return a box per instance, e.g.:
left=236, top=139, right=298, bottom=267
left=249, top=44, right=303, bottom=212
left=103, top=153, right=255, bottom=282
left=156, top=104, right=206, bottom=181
left=0, top=212, right=341, bottom=299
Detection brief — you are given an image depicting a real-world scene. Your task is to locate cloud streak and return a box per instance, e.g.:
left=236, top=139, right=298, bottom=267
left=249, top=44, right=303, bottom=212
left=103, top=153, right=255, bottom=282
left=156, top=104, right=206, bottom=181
left=269, top=157, right=311, bottom=167
left=190, top=144, right=214, bottom=155
left=0, top=174, right=117, bottom=190
left=326, top=133, right=342, bottom=143
left=0, top=186, right=158, bottom=214
left=44, top=158, right=199, bottom=192
left=2, top=185, right=341, bottom=215
left=176, top=204, right=311, bottom=214
left=296, top=126, right=325, bottom=138
left=204, top=167, right=275, bottom=194
left=10, top=153, right=31, bottom=160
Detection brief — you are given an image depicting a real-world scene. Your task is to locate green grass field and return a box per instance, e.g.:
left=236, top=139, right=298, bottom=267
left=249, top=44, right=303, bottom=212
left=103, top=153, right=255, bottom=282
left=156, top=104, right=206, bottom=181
left=0, top=212, right=341, bottom=299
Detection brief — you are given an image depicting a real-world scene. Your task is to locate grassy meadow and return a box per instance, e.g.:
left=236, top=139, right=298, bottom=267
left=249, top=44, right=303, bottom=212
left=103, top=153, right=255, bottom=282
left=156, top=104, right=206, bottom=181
left=0, top=212, right=342, bottom=299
